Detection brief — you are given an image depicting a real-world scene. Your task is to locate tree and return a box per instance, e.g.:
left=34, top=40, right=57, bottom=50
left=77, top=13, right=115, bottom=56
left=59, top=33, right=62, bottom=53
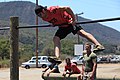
left=61, top=40, right=75, bottom=56
left=19, top=44, right=34, bottom=60
left=0, top=38, right=10, bottom=60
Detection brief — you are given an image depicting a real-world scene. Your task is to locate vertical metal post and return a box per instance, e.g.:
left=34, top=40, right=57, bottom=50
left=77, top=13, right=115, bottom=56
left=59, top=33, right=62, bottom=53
left=36, top=0, right=38, bottom=67
left=75, top=12, right=84, bottom=44
left=75, top=14, right=80, bottom=44
left=10, top=17, right=19, bottom=80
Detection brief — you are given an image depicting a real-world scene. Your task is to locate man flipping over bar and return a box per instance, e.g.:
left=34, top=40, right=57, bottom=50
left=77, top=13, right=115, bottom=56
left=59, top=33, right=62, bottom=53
left=35, top=5, right=105, bottom=59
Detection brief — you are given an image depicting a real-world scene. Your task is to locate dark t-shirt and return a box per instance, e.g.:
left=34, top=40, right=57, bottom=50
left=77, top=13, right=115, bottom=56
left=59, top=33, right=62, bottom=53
left=49, top=63, right=60, bottom=73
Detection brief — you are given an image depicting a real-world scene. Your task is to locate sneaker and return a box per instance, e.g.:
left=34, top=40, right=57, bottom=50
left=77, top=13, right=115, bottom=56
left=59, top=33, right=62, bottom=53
left=93, top=45, right=105, bottom=53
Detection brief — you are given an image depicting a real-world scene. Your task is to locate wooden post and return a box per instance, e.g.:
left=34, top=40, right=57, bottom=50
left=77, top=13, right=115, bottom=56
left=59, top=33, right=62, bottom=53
left=35, top=0, right=38, bottom=68
left=10, top=17, right=19, bottom=80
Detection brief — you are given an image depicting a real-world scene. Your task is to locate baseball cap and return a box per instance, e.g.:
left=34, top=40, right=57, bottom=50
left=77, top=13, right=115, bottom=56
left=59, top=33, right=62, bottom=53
left=35, top=5, right=47, bottom=15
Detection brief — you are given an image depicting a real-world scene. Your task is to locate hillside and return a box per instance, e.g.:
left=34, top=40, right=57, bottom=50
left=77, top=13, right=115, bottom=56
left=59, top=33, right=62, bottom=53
left=0, top=1, right=120, bottom=45
left=79, top=17, right=120, bottom=45
left=0, top=1, right=36, bottom=24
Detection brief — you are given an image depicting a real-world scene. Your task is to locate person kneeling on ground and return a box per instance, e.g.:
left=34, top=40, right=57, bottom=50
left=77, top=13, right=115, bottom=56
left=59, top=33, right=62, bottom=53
left=42, top=57, right=62, bottom=79
left=62, top=58, right=82, bottom=80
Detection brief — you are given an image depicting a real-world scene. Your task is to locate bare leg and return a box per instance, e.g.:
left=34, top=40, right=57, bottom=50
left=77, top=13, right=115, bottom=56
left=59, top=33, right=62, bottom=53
left=77, top=29, right=101, bottom=45
left=53, top=36, right=61, bottom=58
left=77, top=29, right=105, bottom=52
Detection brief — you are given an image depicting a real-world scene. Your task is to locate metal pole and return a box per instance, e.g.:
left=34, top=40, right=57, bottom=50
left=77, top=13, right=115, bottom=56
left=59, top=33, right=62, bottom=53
left=2, top=17, right=120, bottom=30
left=76, top=14, right=80, bottom=44
left=10, top=17, right=19, bottom=80
left=76, top=12, right=84, bottom=44
left=76, top=17, right=120, bottom=24
left=36, top=0, right=38, bottom=68
left=17, top=17, right=120, bottom=29
left=0, top=27, right=10, bottom=30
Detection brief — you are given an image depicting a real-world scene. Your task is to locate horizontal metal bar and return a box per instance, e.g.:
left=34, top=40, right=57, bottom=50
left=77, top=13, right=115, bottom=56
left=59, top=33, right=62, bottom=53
left=0, top=27, right=10, bottom=30
left=77, top=17, right=120, bottom=24
left=18, top=24, right=51, bottom=29
left=18, top=17, right=120, bottom=29
left=0, top=17, right=120, bottom=30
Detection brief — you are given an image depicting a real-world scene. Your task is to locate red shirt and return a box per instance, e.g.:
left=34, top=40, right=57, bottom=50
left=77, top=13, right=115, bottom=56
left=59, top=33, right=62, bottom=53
left=64, top=63, right=81, bottom=74
left=42, top=6, right=72, bottom=27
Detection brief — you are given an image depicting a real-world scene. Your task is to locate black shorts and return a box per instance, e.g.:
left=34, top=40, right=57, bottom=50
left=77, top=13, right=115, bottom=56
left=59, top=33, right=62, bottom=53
left=55, top=24, right=83, bottom=40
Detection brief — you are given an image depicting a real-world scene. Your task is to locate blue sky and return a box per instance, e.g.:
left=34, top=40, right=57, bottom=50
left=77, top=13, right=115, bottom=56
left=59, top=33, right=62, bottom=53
left=1, top=0, right=120, bottom=32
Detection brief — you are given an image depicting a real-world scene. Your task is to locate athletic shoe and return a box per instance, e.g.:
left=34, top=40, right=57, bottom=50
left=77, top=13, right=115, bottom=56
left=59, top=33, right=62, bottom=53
left=93, top=45, right=105, bottom=53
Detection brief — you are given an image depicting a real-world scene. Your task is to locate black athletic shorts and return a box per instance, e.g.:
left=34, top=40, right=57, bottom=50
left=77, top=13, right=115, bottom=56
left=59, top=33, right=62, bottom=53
left=55, top=24, right=83, bottom=40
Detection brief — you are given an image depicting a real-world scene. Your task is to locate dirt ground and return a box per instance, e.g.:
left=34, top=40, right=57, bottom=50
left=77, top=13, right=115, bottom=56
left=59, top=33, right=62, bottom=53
left=0, top=63, right=120, bottom=80
left=96, top=63, right=120, bottom=79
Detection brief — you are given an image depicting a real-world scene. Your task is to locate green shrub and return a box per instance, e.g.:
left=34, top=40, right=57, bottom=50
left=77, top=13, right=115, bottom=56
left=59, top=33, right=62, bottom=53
left=0, top=59, right=10, bottom=68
